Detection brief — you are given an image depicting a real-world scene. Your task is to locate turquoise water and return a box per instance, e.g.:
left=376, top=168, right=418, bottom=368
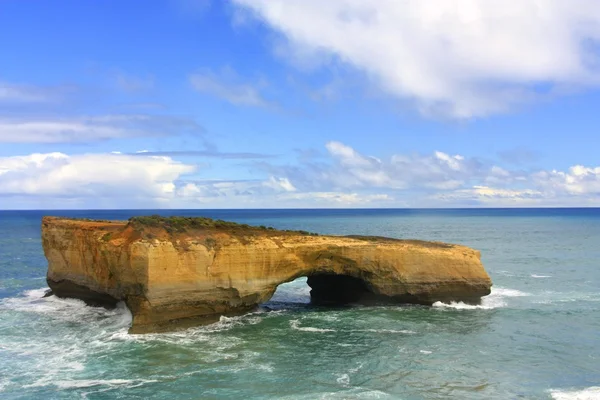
left=0, top=209, right=599, bottom=399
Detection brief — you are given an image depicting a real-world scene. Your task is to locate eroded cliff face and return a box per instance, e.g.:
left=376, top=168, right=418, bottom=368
left=42, top=216, right=492, bottom=333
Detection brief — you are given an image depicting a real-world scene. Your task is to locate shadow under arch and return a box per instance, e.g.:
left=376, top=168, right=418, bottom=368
left=266, top=270, right=429, bottom=308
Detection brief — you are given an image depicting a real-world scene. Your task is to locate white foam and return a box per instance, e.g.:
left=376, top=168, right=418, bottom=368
left=349, top=362, right=364, bottom=373
left=433, top=287, right=530, bottom=310
left=357, top=329, right=415, bottom=334
left=420, top=350, right=432, bottom=354
left=0, top=288, right=133, bottom=330
left=54, top=378, right=157, bottom=390
left=277, top=388, right=391, bottom=399
left=550, top=387, right=600, bottom=400
left=531, top=274, right=552, bottom=278
left=336, top=373, right=350, bottom=386
left=316, top=314, right=339, bottom=322
left=0, top=287, right=144, bottom=392
left=497, top=270, right=515, bottom=277
left=23, top=287, right=50, bottom=298
left=433, top=301, right=496, bottom=310
left=0, top=288, right=283, bottom=395
left=290, top=319, right=336, bottom=332
left=492, top=287, right=530, bottom=297
left=535, top=291, right=600, bottom=305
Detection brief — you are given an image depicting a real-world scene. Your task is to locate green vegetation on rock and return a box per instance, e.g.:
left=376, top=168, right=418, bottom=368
left=127, top=215, right=318, bottom=236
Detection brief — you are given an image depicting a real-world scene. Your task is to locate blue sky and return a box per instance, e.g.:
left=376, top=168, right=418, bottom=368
left=1, top=0, right=600, bottom=209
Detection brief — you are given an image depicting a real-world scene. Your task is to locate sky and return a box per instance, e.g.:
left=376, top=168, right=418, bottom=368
left=1, top=0, right=600, bottom=209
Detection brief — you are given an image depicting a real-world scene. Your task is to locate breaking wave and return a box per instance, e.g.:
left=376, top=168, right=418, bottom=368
left=432, top=287, right=530, bottom=310
left=550, top=387, right=600, bottom=400
left=290, top=319, right=336, bottom=332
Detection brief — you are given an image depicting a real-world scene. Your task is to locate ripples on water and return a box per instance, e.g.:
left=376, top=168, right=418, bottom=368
left=0, top=209, right=599, bottom=399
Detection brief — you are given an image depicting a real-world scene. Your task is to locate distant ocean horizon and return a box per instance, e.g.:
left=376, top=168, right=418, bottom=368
left=1, top=208, right=599, bottom=399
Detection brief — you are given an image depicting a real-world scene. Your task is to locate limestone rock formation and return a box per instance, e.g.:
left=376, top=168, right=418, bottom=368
left=42, top=216, right=492, bottom=333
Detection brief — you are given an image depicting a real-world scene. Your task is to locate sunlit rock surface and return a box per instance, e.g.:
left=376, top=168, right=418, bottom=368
left=42, top=216, right=492, bottom=333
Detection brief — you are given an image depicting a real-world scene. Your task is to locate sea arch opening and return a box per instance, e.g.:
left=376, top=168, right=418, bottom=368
left=268, top=272, right=377, bottom=307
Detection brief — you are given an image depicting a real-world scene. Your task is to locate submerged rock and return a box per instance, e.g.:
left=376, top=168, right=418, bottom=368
left=41, top=215, right=492, bottom=333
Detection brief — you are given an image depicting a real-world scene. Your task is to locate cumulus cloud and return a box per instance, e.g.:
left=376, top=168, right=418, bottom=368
left=189, top=67, right=271, bottom=107
left=273, top=140, right=485, bottom=192
left=175, top=176, right=296, bottom=201
left=174, top=178, right=390, bottom=207
left=233, top=0, right=600, bottom=118
left=254, top=141, right=600, bottom=206
left=0, top=114, right=203, bottom=143
left=263, top=176, right=296, bottom=192
left=532, top=165, right=600, bottom=195
left=434, top=186, right=545, bottom=205
left=2, top=144, right=599, bottom=208
left=0, top=153, right=195, bottom=204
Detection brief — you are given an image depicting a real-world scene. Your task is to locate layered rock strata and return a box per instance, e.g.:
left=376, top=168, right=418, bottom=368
left=42, top=216, right=492, bottom=333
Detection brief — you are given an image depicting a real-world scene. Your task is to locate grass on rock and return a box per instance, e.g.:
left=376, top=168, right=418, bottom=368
left=127, top=215, right=318, bottom=236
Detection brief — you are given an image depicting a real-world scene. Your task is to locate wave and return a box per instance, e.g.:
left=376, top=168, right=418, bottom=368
left=0, top=288, right=133, bottom=330
left=110, top=313, right=267, bottom=346
left=531, top=274, right=552, bottom=278
left=33, top=378, right=158, bottom=390
left=288, top=319, right=414, bottom=334
left=492, top=288, right=530, bottom=297
left=550, top=387, right=600, bottom=400
left=290, top=319, right=336, bottom=332
left=433, top=287, right=530, bottom=310
left=336, top=373, right=350, bottom=386
left=3, top=288, right=271, bottom=346
left=1, top=288, right=276, bottom=392
left=277, top=388, right=392, bottom=399
left=358, top=328, right=415, bottom=334
left=432, top=301, right=494, bottom=310
left=0, top=288, right=144, bottom=391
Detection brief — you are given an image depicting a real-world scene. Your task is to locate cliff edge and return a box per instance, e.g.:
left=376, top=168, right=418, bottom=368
left=42, top=215, right=492, bottom=333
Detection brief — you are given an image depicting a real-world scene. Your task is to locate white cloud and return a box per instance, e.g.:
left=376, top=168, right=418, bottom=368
left=2, top=145, right=599, bottom=208
left=435, top=186, right=544, bottom=203
left=233, top=0, right=600, bottom=118
left=0, top=81, right=70, bottom=103
left=0, top=114, right=203, bottom=143
left=174, top=176, right=297, bottom=202
left=256, top=141, right=600, bottom=206
left=278, top=191, right=391, bottom=205
left=318, top=141, right=480, bottom=190
left=0, top=153, right=195, bottom=202
left=532, top=165, right=600, bottom=195
left=189, top=67, right=270, bottom=107
left=173, top=178, right=392, bottom=207
left=263, top=176, right=297, bottom=192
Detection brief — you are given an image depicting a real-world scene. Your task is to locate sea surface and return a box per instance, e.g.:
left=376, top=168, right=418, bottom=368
left=0, top=209, right=599, bottom=400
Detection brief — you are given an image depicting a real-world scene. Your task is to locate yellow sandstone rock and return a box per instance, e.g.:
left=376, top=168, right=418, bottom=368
left=42, top=216, right=492, bottom=333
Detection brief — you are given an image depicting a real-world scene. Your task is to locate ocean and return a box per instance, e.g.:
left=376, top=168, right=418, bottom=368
left=0, top=209, right=598, bottom=399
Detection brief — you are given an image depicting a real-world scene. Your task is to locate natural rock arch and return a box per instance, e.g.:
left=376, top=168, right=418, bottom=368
left=42, top=216, right=492, bottom=333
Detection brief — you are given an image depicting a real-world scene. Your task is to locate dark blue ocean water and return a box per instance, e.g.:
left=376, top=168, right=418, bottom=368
left=0, top=209, right=599, bottom=399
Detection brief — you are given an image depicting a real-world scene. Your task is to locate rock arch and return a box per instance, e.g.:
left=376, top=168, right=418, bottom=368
left=42, top=217, right=492, bottom=333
